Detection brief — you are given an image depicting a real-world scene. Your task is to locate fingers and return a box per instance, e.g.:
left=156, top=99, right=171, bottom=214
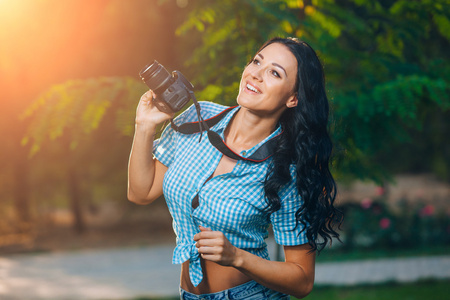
left=197, top=243, right=223, bottom=262
left=193, top=230, right=220, bottom=241
left=193, top=230, right=236, bottom=266
left=194, top=231, right=227, bottom=253
left=197, top=242, right=233, bottom=265
left=140, top=90, right=155, bottom=105
left=199, top=253, right=222, bottom=262
left=197, top=245, right=221, bottom=254
left=194, top=229, right=225, bottom=250
left=136, top=90, right=175, bottom=126
left=199, top=225, right=212, bottom=232
left=195, top=237, right=223, bottom=248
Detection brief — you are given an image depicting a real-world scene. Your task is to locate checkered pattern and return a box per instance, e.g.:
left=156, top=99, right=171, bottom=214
left=153, top=102, right=308, bottom=287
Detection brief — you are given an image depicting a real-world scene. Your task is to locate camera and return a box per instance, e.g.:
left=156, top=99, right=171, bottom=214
left=139, top=60, right=194, bottom=113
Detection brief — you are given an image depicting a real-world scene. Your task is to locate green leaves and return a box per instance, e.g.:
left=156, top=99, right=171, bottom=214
left=171, top=0, right=450, bottom=181
left=21, top=77, right=146, bottom=156
left=176, top=7, right=216, bottom=34
left=21, top=0, right=450, bottom=181
left=175, top=0, right=304, bottom=101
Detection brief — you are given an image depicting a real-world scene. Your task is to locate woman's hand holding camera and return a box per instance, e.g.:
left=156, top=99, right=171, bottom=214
left=136, top=90, right=174, bottom=131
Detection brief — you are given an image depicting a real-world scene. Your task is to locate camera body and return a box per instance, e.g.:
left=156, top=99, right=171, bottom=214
left=139, top=60, right=194, bottom=113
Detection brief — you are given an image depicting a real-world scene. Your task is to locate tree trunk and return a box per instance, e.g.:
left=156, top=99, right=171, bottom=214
left=13, top=152, right=31, bottom=226
left=67, top=164, right=85, bottom=234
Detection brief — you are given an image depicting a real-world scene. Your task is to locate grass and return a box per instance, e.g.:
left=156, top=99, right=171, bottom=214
left=295, top=279, right=450, bottom=300
left=129, top=279, right=450, bottom=300
left=315, top=245, right=450, bottom=263
left=126, top=246, right=450, bottom=300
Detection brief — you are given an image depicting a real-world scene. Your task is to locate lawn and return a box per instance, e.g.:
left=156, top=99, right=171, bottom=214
left=315, top=245, right=450, bottom=263
left=130, top=246, right=450, bottom=300
left=132, top=279, right=449, bottom=300
left=296, top=280, right=449, bottom=300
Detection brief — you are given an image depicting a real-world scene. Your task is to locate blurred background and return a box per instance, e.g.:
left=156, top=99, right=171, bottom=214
left=0, top=0, right=449, bottom=299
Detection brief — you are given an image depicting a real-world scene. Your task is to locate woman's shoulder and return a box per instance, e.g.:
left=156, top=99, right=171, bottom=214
left=175, top=101, right=230, bottom=124
left=199, top=101, right=230, bottom=114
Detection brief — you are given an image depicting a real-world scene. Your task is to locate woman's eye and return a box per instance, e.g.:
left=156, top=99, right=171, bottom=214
left=271, top=70, right=280, bottom=78
left=252, top=58, right=260, bottom=65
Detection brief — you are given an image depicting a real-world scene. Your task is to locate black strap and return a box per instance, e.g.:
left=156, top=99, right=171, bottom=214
left=207, top=129, right=282, bottom=162
left=171, top=106, right=236, bottom=134
left=171, top=105, right=282, bottom=163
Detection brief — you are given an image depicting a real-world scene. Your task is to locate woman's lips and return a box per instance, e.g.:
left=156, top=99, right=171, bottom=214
left=245, top=82, right=261, bottom=94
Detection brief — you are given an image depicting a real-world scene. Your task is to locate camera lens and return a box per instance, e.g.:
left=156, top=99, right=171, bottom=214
left=139, top=60, right=173, bottom=94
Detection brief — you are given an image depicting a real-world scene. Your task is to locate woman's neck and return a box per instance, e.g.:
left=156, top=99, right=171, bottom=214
left=224, top=108, right=280, bottom=151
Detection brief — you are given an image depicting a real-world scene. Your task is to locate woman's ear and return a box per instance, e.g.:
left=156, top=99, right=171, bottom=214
left=286, top=94, right=298, bottom=108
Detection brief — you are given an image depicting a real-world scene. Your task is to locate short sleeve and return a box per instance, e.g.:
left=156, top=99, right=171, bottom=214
left=270, top=171, right=309, bottom=246
left=152, top=105, right=194, bottom=167
left=152, top=101, right=229, bottom=167
left=153, top=123, right=178, bottom=167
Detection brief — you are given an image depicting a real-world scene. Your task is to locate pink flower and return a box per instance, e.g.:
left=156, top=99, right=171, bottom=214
left=419, top=205, right=435, bottom=217
left=361, top=198, right=373, bottom=209
left=375, top=186, right=385, bottom=196
left=379, top=218, right=391, bottom=229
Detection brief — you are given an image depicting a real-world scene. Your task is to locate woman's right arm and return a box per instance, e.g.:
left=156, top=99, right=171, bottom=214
left=127, top=90, right=174, bottom=205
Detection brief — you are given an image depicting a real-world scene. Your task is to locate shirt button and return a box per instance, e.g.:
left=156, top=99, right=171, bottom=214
left=242, top=151, right=247, bottom=156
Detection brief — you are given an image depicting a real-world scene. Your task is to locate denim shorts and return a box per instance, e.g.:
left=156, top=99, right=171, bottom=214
left=179, top=280, right=290, bottom=299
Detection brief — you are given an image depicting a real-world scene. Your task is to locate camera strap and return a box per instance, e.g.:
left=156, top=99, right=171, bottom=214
left=170, top=105, right=282, bottom=163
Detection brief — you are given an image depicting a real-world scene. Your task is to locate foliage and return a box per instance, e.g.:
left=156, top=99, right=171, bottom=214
left=297, top=280, right=450, bottom=300
left=16, top=0, right=450, bottom=234
left=175, top=0, right=305, bottom=105
left=174, top=0, right=450, bottom=183
left=21, top=0, right=450, bottom=183
left=19, top=77, right=147, bottom=230
left=337, top=196, right=450, bottom=251
left=21, top=77, right=146, bottom=156
left=130, top=280, right=450, bottom=300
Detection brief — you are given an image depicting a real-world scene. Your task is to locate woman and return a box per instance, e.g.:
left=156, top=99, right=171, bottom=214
left=128, top=37, right=342, bottom=299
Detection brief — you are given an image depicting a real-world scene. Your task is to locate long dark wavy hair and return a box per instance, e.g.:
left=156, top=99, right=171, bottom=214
left=261, top=37, right=343, bottom=252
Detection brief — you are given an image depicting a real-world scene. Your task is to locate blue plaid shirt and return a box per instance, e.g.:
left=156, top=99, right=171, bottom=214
left=153, top=102, right=308, bottom=287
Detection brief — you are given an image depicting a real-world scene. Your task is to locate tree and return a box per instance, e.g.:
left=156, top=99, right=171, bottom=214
left=21, top=77, right=146, bottom=232
left=174, top=0, right=450, bottom=183
left=19, top=0, right=450, bottom=234
left=2, top=0, right=186, bottom=233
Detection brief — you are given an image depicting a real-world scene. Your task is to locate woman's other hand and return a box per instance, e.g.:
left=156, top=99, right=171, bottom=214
left=194, top=226, right=243, bottom=267
left=136, top=90, right=174, bottom=129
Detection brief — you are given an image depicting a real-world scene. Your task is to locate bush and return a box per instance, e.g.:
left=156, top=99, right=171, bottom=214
left=337, top=195, right=450, bottom=251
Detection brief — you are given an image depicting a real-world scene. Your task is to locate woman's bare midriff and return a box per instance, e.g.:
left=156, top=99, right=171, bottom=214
left=180, top=258, right=251, bottom=294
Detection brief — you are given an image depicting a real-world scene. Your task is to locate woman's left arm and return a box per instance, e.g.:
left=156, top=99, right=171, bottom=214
left=194, top=226, right=315, bottom=299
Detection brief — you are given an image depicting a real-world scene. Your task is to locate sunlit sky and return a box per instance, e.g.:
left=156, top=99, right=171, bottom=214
left=0, top=0, right=172, bottom=115
left=0, top=1, right=102, bottom=103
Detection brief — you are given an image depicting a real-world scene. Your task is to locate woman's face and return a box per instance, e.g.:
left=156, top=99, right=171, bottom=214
left=237, top=42, right=298, bottom=117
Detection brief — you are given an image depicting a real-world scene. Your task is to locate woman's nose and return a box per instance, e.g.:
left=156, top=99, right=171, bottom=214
left=250, top=67, right=263, bottom=81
